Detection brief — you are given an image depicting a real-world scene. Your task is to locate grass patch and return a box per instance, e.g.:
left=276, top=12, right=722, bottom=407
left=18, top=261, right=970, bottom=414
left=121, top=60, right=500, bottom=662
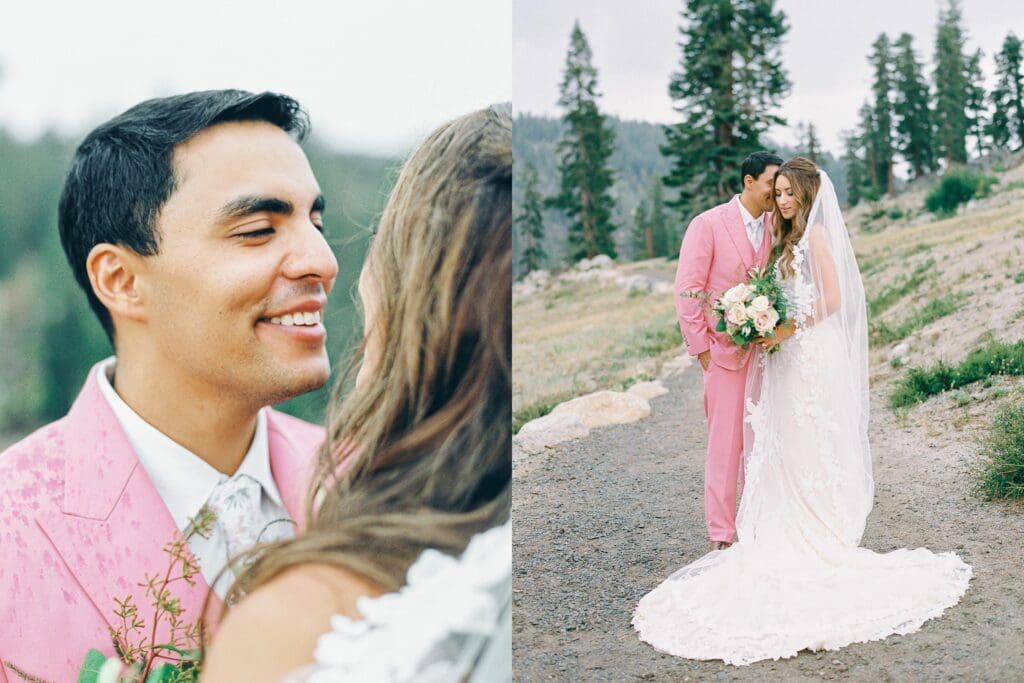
left=1014, top=271, right=1024, bottom=284
left=903, top=242, right=933, bottom=258
left=870, top=294, right=964, bottom=345
left=976, top=401, right=1024, bottom=500
left=868, top=258, right=936, bottom=318
left=636, top=325, right=681, bottom=357
left=856, top=253, right=886, bottom=277
left=889, top=339, right=1024, bottom=408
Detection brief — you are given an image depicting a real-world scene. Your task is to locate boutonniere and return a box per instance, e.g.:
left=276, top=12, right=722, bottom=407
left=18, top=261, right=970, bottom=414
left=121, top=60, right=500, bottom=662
left=81, top=506, right=217, bottom=683
left=4, top=508, right=217, bottom=683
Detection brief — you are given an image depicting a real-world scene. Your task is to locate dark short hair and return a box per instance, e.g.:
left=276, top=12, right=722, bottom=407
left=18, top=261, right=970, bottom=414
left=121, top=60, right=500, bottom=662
left=58, top=90, right=310, bottom=343
left=741, top=151, right=784, bottom=184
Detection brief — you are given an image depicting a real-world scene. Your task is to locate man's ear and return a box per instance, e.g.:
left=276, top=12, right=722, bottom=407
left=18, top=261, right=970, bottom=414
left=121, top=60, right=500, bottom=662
left=86, top=244, right=149, bottom=324
left=742, top=174, right=753, bottom=190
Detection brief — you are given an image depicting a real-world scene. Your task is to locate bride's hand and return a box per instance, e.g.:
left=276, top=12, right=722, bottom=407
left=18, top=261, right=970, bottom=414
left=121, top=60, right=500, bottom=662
left=756, top=320, right=794, bottom=350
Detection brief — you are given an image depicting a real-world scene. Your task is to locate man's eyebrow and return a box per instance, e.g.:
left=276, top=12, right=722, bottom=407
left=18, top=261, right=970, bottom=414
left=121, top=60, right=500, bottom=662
left=218, top=195, right=294, bottom=220
left=217, top=194, right=326, bottom=221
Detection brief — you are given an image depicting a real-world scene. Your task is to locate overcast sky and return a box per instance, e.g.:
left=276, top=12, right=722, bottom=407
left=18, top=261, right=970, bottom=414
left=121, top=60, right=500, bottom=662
left=514, top=0, right=1024, bottom=154
left=0, top=0, right=510, bottom=155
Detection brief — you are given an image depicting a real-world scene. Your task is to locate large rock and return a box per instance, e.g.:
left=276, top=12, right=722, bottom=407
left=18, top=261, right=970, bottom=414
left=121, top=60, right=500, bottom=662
left=909, top=211, right=935, bottom=226
left=627, top=380, right=670, bottom=401
left=514, top=411, right=589, bottom=454
left=577, top=254, right=615, bottom=271
left=550, top=390, right=651, bottom=429
left=887, top=342, right=910, bottom=364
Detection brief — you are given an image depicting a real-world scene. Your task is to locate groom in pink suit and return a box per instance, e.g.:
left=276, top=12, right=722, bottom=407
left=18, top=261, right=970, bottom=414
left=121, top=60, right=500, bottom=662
left=0, top=91, right=338, bottom=682
left=674, top=152, right=781, bottom=551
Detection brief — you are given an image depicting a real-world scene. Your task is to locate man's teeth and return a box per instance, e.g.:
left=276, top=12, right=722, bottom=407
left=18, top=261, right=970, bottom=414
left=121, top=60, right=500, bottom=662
left=268, top=311, right=321, bottom=326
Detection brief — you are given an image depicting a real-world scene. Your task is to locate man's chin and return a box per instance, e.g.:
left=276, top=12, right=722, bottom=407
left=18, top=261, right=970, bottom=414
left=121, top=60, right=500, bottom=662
left=260, top=360, right=332, bottom=406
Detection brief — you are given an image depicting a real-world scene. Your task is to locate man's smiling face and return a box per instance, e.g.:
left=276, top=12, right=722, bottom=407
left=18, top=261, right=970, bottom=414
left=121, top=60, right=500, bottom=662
left=136, top=120, right=338, bottom=406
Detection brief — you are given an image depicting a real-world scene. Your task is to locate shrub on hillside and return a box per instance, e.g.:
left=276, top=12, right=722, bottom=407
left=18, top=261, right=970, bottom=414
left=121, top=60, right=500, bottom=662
left=924, top=169, right=998, bottom=217
left=889, top=339, right=1024, bottom=408
left=977, top=401, right=1024, bottom=500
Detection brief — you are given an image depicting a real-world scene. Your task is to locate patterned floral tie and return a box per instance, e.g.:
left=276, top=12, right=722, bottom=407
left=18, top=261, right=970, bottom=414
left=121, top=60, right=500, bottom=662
left=205, top=474, right=264, bottom=571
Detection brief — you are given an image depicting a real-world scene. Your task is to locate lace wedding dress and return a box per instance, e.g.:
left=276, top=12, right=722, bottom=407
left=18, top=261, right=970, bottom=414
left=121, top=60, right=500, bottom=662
left=632, top=170, right=971, bottom=666
left=285, top=521, right=511, bottom=682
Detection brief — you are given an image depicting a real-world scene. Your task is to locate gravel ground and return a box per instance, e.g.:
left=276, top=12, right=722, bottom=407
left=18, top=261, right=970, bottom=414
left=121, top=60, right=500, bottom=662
left=512, top=367, right=1024, bottom=682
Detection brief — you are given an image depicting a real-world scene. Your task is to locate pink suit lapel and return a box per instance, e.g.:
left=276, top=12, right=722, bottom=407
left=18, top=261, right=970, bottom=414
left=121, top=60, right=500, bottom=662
left=265, top=410, right=318, bottom=532
left=757, top=210, right=775, bottom=268
left=721, top=199, right=756, bottom=275
left=35, top=365, right=217, bottom=642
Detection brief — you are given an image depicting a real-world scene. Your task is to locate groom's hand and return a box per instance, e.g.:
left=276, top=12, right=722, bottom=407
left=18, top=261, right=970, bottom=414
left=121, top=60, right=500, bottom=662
left=698, top=350, right=711, bottom=371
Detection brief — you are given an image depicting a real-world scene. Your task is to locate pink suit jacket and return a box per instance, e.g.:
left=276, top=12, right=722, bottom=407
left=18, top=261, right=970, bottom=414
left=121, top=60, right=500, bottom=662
left=0, top=363, right=324, bottom=683
left=674, top=199, right=774, bottom=371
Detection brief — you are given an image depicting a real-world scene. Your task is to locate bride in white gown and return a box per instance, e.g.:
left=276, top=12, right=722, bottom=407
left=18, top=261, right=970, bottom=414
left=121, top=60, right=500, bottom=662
left=633, top=157, right=971, bottom=666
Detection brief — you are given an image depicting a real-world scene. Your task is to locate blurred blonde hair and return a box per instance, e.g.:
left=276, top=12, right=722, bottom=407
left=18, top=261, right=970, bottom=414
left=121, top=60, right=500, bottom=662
left=771, top=156, right=821, bottom=279
left=224, top=103, right=511, bottom=602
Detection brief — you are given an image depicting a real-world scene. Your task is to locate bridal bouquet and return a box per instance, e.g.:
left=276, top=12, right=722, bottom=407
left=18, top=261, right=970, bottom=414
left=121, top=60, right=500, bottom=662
left=683, top=266, right=788, bottom=353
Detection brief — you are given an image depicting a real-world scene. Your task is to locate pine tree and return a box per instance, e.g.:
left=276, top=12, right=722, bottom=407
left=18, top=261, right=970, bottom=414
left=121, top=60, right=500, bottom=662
left=892, top=32, right=935, bottom=178
left=795, top=121, right=820, bottom=162
left=516, top=162, right=547, bottom=274
left=630, top=200, right=652, bottom=260
left=933, top=0, right=970, bottom=166
left=662, top=0, right=790, bottom=219
left=868, top=34, right=896, bottom=194
left=988, top=32, right=1024, bottom=151
left=841, top=128, right=870, bottom=207
left=965, top=49, right=988, bottom=158
left=548, top=21, right=618, bottom=261
left=648, top=177, right=672, bottom=256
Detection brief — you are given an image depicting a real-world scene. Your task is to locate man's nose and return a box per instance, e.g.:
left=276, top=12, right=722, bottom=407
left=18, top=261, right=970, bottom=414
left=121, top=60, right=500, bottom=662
left=284, top=222, right=339, bottom=292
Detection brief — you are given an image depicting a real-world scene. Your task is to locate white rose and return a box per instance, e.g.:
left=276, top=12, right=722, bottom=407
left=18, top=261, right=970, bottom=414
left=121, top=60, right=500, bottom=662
left=753, top=312, right=774, bottom=334
left=754, top=308, right=781, bottom=335
left=726, top=303, right=749, bottom=326
left=97, top=659, right=124, bottom=683
left=720, top=284, right=742, bottom=307
left=748, top=295, right=771, bottom=314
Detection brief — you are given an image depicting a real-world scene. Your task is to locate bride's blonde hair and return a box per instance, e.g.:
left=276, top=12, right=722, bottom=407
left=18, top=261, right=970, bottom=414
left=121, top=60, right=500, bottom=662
left=222, top=104, right=511, bottom=604
left=771, top=157, right=820, bottom=278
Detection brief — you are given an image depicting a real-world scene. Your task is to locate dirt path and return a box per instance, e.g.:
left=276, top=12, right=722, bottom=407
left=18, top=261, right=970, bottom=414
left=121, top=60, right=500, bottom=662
left=512, top=367, right=1024, bottom=682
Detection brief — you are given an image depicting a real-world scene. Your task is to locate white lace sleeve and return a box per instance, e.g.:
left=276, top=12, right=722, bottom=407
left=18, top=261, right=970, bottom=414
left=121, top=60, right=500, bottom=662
left=284, top=521, right=512, bottom=683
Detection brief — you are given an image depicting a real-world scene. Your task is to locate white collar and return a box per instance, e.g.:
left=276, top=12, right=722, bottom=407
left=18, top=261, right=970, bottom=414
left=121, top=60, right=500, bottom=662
left=95, top=356, right=284, bottom=532
left=735, top=195, right=764, bottom=228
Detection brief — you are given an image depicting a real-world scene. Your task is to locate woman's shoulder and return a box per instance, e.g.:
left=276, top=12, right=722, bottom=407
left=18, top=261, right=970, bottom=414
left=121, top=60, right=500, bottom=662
left=203, top=564, right=382, bottom=683
left=301, top=521, right=512, bottom=682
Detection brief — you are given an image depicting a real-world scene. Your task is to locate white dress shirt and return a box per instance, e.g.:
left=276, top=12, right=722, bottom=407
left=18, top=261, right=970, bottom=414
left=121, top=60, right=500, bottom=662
left=96, top=356, right=293, bottom=597
left=735, top=196, right=765, bottom=251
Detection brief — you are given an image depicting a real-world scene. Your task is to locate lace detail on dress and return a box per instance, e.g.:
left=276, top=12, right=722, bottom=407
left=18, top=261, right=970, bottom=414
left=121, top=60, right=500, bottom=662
left=287, top=522, right=511, bottom=683
left=778, top=233, right=816, bottom=330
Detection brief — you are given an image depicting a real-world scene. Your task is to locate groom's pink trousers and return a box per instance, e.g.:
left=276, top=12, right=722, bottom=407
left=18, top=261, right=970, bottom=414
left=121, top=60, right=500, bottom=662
left=674, top=199, right=772, bottom=543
